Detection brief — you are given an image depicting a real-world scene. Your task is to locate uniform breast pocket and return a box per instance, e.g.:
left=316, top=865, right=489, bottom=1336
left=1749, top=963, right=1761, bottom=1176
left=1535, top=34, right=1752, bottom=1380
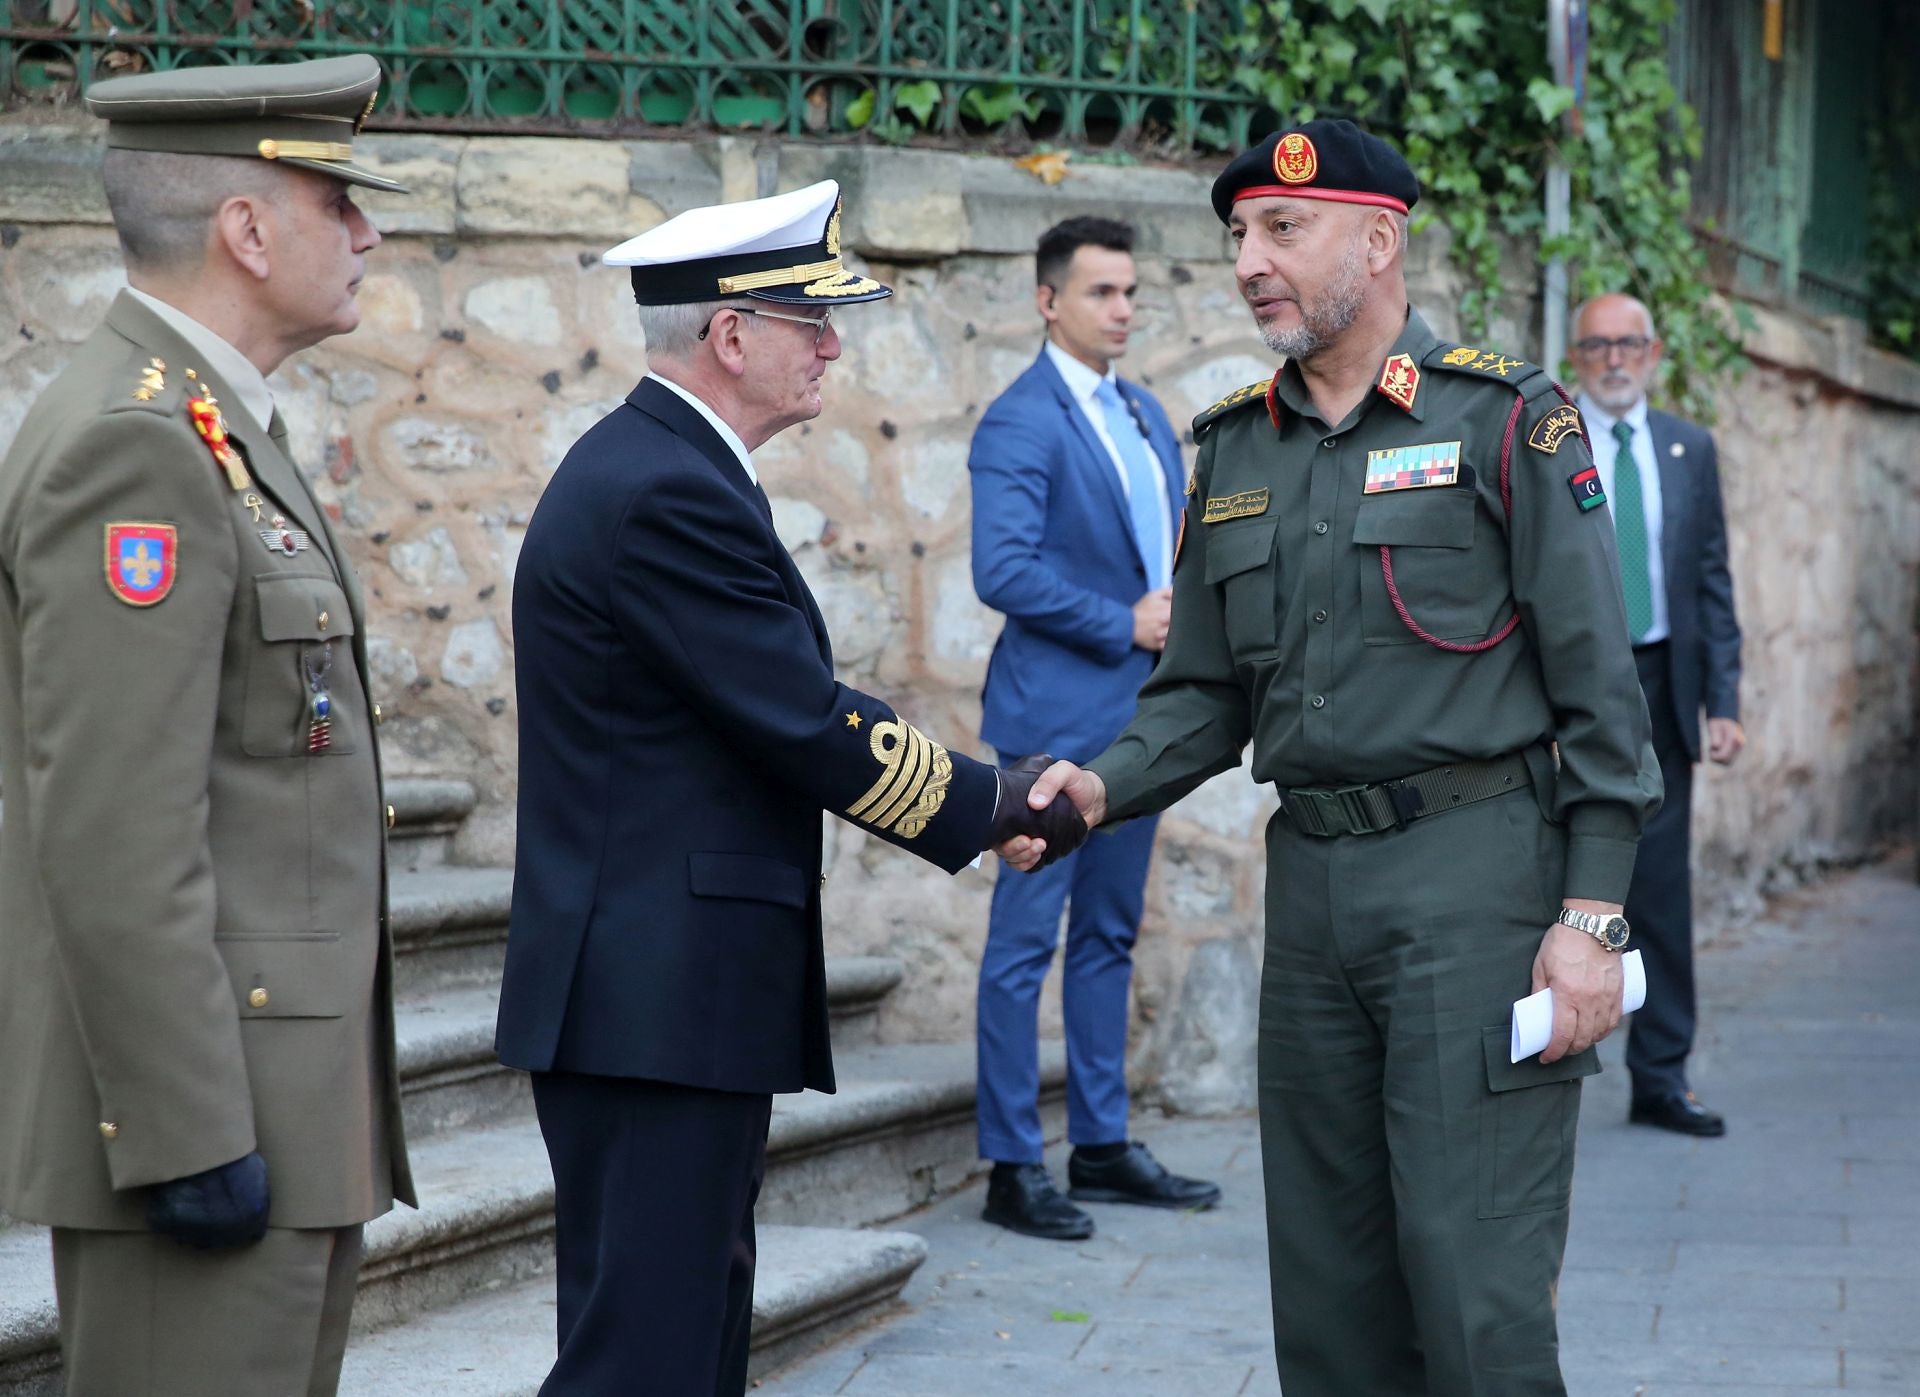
left=1203, top=517, right=1280, bottom=661
left=242, top=574, right=361, bottom=756
left=1354, top=490, right=1504, bottom=646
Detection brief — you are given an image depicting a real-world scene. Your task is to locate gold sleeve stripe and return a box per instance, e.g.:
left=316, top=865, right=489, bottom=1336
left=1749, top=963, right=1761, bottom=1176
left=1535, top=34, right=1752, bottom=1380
left=847, top=719, right=952, bottom=839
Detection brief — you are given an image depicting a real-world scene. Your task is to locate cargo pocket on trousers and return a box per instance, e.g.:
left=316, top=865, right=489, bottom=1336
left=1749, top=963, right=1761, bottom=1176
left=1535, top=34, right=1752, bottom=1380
left=1476, top=1026, right=1599, bottom=1219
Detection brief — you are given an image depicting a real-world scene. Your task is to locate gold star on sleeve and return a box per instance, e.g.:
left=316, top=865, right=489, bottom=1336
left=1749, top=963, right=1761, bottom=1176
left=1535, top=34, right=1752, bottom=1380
left=845, top=711, right=863, bottom=730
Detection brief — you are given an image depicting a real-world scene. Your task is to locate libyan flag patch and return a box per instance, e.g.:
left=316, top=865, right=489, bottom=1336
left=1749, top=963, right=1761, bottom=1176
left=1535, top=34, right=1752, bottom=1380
left=1567, top=466, right=1606, bottom=512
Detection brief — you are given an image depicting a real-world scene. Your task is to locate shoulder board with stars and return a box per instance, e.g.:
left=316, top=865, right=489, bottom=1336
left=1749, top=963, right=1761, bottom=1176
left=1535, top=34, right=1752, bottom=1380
left=1192, top=376, right=1276, bottom=438
left=104, top=354, right=184, bottom=418
left=1422, top=342, right=1548, bottom=389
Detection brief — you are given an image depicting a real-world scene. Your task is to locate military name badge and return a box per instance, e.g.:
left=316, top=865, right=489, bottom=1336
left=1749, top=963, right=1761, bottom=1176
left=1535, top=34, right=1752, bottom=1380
left=1528, top=403, right=1583, bottom=454
left=104, top=522, right=178, bottom=606
left=1202, top=488, right=1270, bottom=524
left=1567, top=465, right=1607, bottom=511
left=1364, top=441, right=1462, bottom=493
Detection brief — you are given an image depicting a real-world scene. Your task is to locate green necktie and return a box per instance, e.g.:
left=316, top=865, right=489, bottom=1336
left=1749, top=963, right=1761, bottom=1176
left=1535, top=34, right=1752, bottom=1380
left=1609, top=418, right=1654, bottom=642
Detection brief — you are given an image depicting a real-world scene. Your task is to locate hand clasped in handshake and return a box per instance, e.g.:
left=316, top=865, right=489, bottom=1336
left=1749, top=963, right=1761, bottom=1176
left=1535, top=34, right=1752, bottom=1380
left=987, top=754, right=1110, bottom=872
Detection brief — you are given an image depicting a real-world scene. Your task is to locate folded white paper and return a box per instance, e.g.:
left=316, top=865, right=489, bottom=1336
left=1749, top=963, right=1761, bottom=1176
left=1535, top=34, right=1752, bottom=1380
left=1509, top=949, right=1646, bottom=1063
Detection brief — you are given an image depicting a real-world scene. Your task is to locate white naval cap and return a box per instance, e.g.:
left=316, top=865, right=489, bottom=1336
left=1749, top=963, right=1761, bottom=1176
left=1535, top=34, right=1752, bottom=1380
left=602, top=179, right=890, bottom=307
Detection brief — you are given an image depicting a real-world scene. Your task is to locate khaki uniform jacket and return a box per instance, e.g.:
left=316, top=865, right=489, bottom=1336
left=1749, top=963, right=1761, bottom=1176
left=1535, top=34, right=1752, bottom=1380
left=0, top=292, right=413, bottom=1230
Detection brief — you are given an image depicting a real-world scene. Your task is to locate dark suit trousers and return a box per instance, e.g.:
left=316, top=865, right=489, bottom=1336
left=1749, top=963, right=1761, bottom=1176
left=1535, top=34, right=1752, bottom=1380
left=1625, top=643, right=1698, bottom=1100
left=531, top=1072, right=773, bottom=1396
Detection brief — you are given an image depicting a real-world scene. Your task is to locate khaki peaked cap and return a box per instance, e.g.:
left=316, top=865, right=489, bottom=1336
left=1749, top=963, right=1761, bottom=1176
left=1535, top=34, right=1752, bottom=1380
left=86, top=54, right=407, bottom=194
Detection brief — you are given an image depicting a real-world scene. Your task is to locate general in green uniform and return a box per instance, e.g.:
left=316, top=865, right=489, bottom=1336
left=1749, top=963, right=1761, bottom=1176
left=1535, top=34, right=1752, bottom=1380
left=0, top=57, right=414, bottom=1397
left=1057, top=121, right=1661, bottom=1394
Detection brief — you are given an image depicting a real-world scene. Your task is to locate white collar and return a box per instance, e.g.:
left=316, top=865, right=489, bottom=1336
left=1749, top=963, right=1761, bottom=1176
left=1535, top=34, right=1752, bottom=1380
left=125, top=288, right=276, bottom=439
left=646, top=372, right=758, bottom=486
left=1577, top=392, right=1649, bottom=439
left=1044, top=339, right=1117, bottom=406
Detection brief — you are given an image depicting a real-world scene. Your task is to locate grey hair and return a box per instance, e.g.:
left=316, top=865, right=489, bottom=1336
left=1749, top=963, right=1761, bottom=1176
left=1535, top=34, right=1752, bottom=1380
left=636, top=297, right=761, bottom=360
left=100, top=148, right=286, bottom=274
left=1571, top=292, right=1657, bottom=339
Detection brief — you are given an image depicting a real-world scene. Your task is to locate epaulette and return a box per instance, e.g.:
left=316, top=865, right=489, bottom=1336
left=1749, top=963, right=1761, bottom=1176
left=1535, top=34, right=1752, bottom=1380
left=101, top=351, right=189, bottom=418
left=1192, top=376, right=1273, bottom=438
left=101, top=353, right=254, bottom=490
left=1422, top=342, right=1550, bottom=393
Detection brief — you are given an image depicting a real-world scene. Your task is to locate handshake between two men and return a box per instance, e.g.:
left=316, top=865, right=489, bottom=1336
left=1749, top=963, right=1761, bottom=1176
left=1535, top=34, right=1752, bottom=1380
left=987, top=756, right=1106, bottom=873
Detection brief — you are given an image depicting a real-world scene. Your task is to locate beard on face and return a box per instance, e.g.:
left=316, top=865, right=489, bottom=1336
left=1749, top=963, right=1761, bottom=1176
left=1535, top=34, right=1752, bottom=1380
left=1251, top=232, right=1369, bottom=360
left=1586, top=369, right=1647, bottom=413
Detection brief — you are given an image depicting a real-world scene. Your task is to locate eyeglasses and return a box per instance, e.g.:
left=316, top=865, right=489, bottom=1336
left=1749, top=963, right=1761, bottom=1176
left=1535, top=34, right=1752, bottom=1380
left=698, top=306, right=834, bottom=345
left=1572, top=334, right=1654, bottom=359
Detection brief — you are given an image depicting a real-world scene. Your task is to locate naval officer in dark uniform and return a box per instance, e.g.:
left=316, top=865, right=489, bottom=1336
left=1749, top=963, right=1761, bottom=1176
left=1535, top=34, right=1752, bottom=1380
left=1013, top=121, right=1661, bottom=1395
left=495, top=180, right=1085, bottom=1396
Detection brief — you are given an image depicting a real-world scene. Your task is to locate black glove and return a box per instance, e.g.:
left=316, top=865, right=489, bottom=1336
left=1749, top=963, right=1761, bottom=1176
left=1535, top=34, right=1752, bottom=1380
left=989, top=753, right=1089, bottom=869
left=144, top=1150, right=271, bottom=1250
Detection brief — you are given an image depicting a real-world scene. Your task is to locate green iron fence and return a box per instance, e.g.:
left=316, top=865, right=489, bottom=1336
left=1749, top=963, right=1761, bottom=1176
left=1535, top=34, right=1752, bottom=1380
left=0, top=1, right=1276, bottom=151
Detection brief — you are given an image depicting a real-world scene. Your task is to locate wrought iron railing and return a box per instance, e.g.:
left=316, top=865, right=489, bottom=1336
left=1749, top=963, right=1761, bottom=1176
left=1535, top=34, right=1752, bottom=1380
left=0, top=1, right=1275, bottom=151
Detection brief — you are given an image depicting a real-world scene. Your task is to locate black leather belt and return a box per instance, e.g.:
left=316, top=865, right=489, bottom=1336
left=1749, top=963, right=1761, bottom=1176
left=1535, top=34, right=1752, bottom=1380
left=1279, top=751, right=1532, bottom=838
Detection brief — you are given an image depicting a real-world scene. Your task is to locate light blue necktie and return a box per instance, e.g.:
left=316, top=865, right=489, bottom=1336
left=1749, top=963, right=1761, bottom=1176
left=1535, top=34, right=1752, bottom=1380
left=1094, top=379, right=1166, bottom=590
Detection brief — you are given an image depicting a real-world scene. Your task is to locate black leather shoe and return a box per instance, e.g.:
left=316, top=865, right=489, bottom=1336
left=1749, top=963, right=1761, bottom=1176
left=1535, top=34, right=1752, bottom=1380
left=1067, top=1142, right=1222, bottom=1210
left=982, top=1163, right=1095, bottom=1240
left=1629, top=1092, right=1727, bottom=1137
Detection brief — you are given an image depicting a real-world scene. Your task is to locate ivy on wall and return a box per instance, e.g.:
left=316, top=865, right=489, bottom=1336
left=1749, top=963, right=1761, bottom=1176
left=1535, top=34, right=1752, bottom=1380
left=1224, top=0, right=1745, bottom=419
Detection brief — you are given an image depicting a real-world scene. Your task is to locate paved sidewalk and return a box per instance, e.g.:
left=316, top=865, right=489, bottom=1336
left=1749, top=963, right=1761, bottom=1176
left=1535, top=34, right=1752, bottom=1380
left=757, top=856, right=1920, bottom=1396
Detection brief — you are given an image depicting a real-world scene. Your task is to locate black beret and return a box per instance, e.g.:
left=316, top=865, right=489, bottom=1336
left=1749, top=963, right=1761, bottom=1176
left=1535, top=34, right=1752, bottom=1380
left=1210, top=118, right=1420, bottom=224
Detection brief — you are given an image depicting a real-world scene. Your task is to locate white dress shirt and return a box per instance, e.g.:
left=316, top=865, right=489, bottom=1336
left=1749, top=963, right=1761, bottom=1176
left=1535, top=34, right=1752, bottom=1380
left=1043, top=340, right=1172, bottom=588
left=647, top=372, right=758, bottom=485
left=126, top=287, right=276, bottom=437
left=1578, top=393, right=1669, bottom=644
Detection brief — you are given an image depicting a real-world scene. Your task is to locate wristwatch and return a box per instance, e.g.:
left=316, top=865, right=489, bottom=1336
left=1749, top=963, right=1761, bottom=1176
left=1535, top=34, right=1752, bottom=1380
left=1557, top=906, right=1630, bottom=951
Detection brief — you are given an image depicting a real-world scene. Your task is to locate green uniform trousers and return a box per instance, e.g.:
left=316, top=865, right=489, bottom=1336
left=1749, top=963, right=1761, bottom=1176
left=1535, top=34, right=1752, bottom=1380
left=1258, top=786, right=1597, bottom=1397
left=52, top=1223, right=363, bottom=1397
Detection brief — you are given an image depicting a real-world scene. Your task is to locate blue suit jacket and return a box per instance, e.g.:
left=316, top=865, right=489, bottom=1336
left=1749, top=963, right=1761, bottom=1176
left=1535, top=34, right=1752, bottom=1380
left=970, top=349, right=1184, bottom=761
left=497, top=379, right=998, bottom=1095
left=1646, top=407, right=1743, bottom=761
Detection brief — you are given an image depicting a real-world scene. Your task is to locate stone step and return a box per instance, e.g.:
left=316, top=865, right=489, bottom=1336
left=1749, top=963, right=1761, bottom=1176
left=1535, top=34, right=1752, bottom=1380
left=335, top=1226, right=928, bottom=1395
left=390, top=865, right=516, bottom=997
left=385, top=779, right=479, bottom=872
left=0, top=1122, right=931, bottom=1397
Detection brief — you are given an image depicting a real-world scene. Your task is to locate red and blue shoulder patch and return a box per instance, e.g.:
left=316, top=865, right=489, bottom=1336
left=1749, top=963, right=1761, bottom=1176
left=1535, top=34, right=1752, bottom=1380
left=104, top=522, right=177, bottom=606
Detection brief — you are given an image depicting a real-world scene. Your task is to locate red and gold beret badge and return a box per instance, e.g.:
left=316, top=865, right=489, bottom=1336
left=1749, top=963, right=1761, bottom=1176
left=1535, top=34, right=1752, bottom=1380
left=1273, top=133, right=1318, bottom=185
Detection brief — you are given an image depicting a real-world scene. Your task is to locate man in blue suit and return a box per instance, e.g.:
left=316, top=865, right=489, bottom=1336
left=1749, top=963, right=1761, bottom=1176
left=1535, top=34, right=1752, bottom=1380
left=1573, top=292, right=1745, bottom=1138
left=969, top=217, right=1221, bottom=1239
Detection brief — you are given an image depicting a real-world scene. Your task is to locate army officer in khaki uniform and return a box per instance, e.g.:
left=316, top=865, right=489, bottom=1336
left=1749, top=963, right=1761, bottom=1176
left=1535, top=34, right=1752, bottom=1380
left=0, top=56, right=413, bottom=1396
left=1014, top=121, right=1660, bottom=1395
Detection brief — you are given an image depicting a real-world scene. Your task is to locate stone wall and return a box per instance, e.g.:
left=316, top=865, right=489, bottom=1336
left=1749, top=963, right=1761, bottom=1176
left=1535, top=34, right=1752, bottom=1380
left=2, top=126, right=1915, bottom=1115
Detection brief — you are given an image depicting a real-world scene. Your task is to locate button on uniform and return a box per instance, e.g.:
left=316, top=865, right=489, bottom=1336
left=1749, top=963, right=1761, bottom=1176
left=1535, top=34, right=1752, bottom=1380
left=316, top=609, right=329, bottom=631
left=248, top=987, right=270, bottom=1008
left=98, top=1121, right=118, bottom=1141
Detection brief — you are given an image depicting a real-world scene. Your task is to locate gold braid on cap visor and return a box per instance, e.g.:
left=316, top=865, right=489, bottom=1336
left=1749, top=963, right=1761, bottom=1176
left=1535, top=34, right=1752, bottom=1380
left=258, top=138, right=357, bottom=161
left=716, top=258, right=844, bottom=294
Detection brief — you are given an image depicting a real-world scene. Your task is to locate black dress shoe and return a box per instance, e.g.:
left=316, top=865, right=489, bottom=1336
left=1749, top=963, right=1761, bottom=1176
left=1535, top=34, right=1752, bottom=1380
left=982, top=1163, right=1095, bottom=1240
left=1629, top=1092, right=1727, bottom=1137
left=1067, top=1142, right=1223, bottom=1210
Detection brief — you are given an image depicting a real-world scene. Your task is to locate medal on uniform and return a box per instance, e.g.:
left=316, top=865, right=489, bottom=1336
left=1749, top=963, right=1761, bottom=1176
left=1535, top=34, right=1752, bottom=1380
left=260, top=513, right=310, bottom=557
left=303, top=643, right=334, bottom=753
left=1363, top=441, right=1462, bottom=493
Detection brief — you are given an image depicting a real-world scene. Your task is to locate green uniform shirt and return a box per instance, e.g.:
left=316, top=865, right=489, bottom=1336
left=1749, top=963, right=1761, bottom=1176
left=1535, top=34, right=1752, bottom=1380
left=1088, top=309, right=1659, bottom=902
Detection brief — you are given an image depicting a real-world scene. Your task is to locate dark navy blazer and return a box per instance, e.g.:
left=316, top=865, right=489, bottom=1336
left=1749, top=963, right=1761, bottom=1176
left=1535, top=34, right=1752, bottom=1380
left=496, top=378, right=998, bottom=1095
left=970, top=349, right=1184, bottom=761
left=1646, top=408, right=1742, bottom=761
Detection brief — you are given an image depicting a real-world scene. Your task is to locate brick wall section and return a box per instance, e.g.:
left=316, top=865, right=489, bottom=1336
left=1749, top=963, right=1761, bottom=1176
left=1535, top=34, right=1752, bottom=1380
left=2, top=127, right=1914, bottom=1113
